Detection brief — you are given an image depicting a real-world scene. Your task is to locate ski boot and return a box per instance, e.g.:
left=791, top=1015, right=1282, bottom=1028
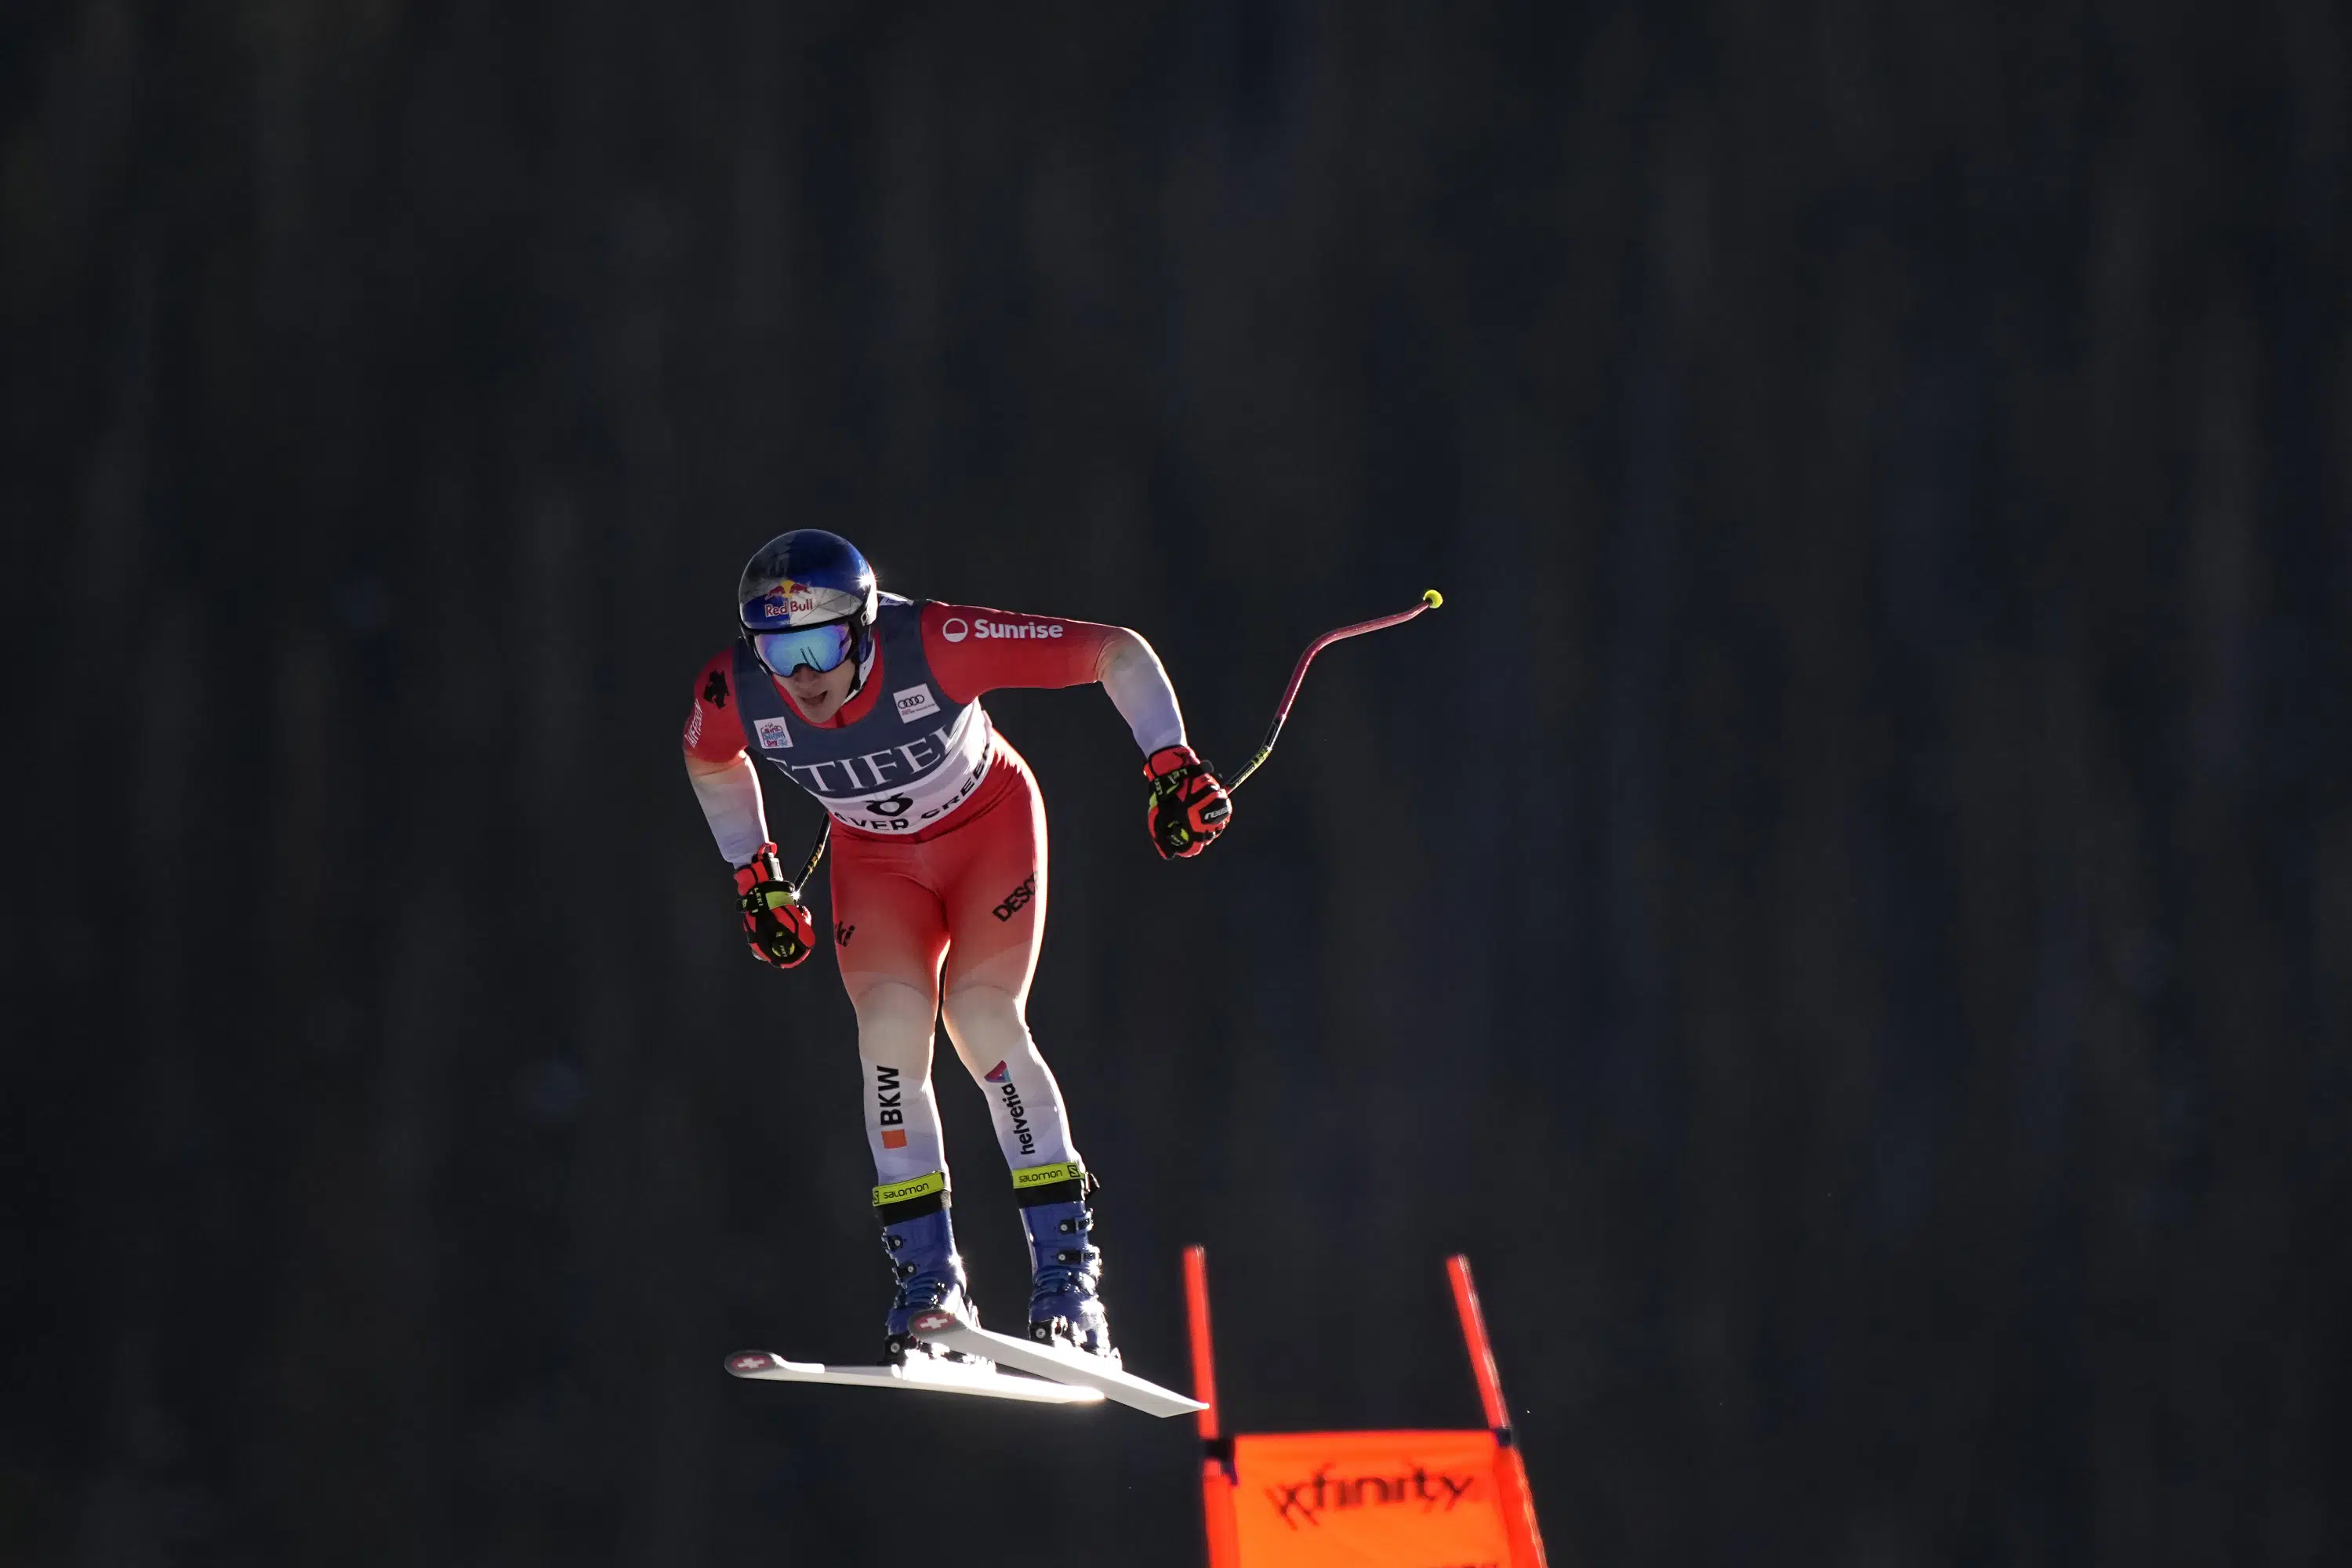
left=1015, top=1162, right=1116, bottom=1361
left=877, top=1177, right=975, bottom=1364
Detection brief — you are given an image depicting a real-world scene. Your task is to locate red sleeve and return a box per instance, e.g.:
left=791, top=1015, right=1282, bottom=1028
left=681, top=649, right=751, bottom=761
left=920, top=603, right=1122, bottom=706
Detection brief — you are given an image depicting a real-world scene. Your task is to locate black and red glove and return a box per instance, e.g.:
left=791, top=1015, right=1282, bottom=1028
left=1143, top=745, right=1232, bottom=859
left=735, top=843, right=817, bottom=967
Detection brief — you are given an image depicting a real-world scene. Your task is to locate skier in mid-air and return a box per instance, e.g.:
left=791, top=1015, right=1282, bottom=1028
left=682, top=530, right=1231, bottom=1365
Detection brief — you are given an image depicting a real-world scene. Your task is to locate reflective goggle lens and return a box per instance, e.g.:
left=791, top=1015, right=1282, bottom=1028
left=752, top=621, right=855, bottom=675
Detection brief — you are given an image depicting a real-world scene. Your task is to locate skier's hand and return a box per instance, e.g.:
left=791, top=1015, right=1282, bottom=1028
left=735, top=844, right=817, bottom=967
left=1143, top=745, right=1232, bottom=859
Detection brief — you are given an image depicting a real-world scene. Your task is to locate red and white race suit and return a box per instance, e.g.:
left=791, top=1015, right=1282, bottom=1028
left=682, top=598, right=1185, bottom=1197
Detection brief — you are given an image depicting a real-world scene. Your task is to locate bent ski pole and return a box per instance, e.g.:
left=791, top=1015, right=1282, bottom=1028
left=1222, top=588, right=1443, bottom=793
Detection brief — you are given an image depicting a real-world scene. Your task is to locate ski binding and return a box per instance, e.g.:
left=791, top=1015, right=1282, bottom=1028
left=907, top=1311, right=1207, bottom=1418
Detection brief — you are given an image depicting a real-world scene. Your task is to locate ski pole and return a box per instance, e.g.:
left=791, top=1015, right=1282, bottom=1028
left=782, top=589, right=1443, bottom=891
left=793, top=820, right=830, bottom=894
left=1221, top=588, right=1443, bottom=793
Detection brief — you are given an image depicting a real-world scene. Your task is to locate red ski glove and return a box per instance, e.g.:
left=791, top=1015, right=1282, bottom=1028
left=1143, top=745, right=1232, bottom=859
left=735, top=843, right=817, bottom=967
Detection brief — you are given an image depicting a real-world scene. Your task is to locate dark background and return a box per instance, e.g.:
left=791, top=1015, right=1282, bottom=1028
left=7, top=2, right=2350, bottom=1563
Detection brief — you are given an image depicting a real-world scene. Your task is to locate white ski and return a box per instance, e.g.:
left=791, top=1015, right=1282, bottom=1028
left=908, top=1311, right=1207, bottom=1418
left=723, top=1348, right=1104, bottom=1406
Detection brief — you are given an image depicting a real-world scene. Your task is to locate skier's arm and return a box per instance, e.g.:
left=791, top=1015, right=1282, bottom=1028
left=921, top=603, right=1185, bottom=756
left=1098, top=624, right=1232, bottom=858
left=1094, top=629, right=1186, bottom=756
left=685, top=751, right=770, bottom=865
left=682, top=652, right=771, bottom=864
left=923, top=602, right=1229, bottom=855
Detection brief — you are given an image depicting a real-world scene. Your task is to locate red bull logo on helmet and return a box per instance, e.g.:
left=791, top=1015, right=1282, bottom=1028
left=758, top=577, right=815, bottom=612
left=747, top=574, right=857, bottom=626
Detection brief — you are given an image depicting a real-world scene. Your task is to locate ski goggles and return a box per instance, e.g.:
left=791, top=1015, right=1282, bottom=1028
left=749, top=619, right=857, bottom=676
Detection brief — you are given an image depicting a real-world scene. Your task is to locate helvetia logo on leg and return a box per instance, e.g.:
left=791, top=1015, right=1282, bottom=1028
left=997, top=1078, right=1036, bottom=1157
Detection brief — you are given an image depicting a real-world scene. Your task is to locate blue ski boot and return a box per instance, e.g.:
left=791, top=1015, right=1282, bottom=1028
left=1015, top=1162, right=1116, bottom=1360
left=877, top=1175, right=975, bottom=1363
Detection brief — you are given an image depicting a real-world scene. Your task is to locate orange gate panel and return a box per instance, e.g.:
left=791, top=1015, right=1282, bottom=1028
left=1229, top=1429, right=1515, bottom=1568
